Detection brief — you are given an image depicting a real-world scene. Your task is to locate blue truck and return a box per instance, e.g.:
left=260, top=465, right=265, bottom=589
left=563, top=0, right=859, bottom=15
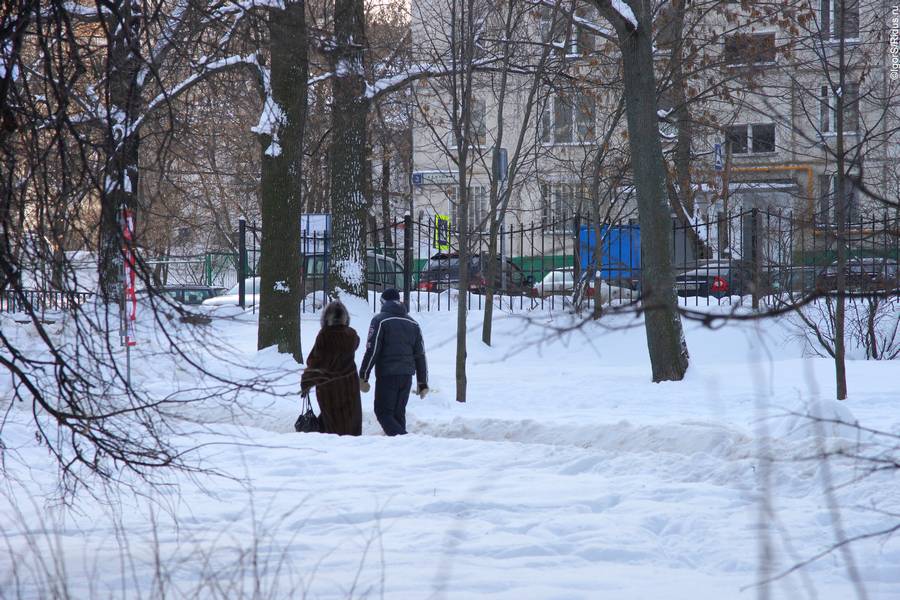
left=578, top=224, right=643, bottom=289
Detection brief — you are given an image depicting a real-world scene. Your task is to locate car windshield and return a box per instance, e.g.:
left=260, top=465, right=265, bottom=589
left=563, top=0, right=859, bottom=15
left=224, top=278, right=261, bottom=296
left=543, top=271, right=571, bottom=283
left=426, top=256, right=460, bottom=270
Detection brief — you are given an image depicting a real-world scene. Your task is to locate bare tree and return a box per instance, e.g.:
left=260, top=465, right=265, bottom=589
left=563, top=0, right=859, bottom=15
left=257, top=0, right=308, bottom=361
left=327, top=0, right=371, bottom=296
left=589, top=0, right=689, bottom=381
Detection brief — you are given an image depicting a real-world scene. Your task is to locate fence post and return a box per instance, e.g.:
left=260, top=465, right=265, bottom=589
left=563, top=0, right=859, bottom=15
left=238, top=218, right=246, bottom=308
left=205, top=253, right=212, bottom=286
left=751, top=207, right=760, bottom=309
left=573, top=213, right=582, bottom=285
left=403, top=214, right=413, bottom=310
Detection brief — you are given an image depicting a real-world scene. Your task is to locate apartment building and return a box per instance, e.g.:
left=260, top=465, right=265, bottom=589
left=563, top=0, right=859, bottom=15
left=409, top=0, right=896, bottom=242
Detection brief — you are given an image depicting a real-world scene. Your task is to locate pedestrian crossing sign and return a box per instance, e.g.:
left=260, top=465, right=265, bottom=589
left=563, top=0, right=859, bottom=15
left=434, top=214, right=450, bottom=251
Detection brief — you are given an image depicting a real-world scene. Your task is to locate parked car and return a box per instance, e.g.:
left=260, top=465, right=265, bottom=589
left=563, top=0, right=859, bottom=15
left=816, top=258, right=900, bottom=293
left=531, top=267, right=575, bottom=297
left=203, top=252, right=405, bottom=307
left=417, top=253, right=534, bottom=295
left=202, top=277, right=262, bottom=306
left=599, top=261, right=642, bottom=290
left=300, top=251, right=404, bottom=293
left=769, top=266, right=820, bottom=295
left=574, top=271, right=636, bottom=303
left=674, top=260, right=768, bottom=298
left=156, top=285, right=225, bottom=305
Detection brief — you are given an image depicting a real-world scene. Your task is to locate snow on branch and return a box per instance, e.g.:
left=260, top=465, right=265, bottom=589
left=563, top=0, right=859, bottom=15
left=610, top=0, right=638, bottom=30
left=249, top=63, right=286, bottom=157
left=364, top=58, right=499, bottom=100
left=60, top=1, right=107, bottom=19
left=132, top=54, right=264, bottom=136
left=365, top=63, right=434, bottom=99
left=526, top=0, right=615, bottom=39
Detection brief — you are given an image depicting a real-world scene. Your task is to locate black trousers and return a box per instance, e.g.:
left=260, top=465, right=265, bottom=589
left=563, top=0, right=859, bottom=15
left=374, top=374, right=412, bottom=436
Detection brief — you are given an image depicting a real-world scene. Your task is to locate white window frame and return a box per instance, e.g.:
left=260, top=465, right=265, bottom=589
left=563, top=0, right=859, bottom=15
left=726, top=123, right=776, bottom=155
left=540, top=93, right=596, bottom=146
left=822, top=0, right=860, bottom=41
left=819, top=83, right=860, bottom=135
left=446, top=96, right=487, bottom=148
left=449, top=185, right=487, bottom=233
left=540, top=182, right=582, bottom=232
left=539, top=6, right=594, bottom=56
left=818, top=172, right=860, bottom=223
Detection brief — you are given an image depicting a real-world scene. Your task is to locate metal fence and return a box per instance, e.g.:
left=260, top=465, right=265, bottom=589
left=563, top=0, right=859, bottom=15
left=0, top=289, right=93, bottom=314
left=143, top=252, right=240, bottom=289
left=231, top=210, right=899, bottom=313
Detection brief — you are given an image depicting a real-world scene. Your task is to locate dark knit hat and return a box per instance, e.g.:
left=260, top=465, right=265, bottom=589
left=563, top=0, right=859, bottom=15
left=381, top=288, right=401, bottom=302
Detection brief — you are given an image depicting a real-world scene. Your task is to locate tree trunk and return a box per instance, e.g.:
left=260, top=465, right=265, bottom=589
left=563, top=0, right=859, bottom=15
left=669, top=0, right=693, bottom=218
left=328, top=0, right=369, bottom=297
left=452, top=0, right=478, bottom=402
left=257, top=0, right=307, bottom=362
left=609, top=0, right=689, bottom=381
left=833, top=28, right=848, bottom=400
left=99, top=0, right=142, bottom=303
left=380, top=147, right=393, bottom=249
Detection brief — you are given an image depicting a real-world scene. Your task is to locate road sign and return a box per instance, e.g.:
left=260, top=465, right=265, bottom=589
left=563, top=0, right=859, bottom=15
left=434, top=214, right=450, bottom=251
left=412, top=171, right=456, bottom=187
left=714, top=143, right=724, bottom=172
left=492, top=147, right=508, bottom=183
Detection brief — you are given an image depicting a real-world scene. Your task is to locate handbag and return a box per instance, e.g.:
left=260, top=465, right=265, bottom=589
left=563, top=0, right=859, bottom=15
left=294, top=391, right=321, bottom=433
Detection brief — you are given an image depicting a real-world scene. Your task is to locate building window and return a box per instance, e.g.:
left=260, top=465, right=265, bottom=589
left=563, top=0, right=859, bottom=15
left=449, top=185, right=487, bottom=233
left=820, top=83, right=859, bottom=133
left=540, top=183, right=586, bottom=230
left=821, top=0, right=859, bottom=40
left=539, top=6, right=594, bottom=55
left=723, top=33, right=776, bottom=66
left=726, top=123, right=776, bottom=154
left=751, top=123, right=775, bottom=152
left=726, top=124, right=748, bottom=154
left=449, top=97, right=486, bottom=147
left=573, top=7, right=596, bottom=55
left=553, top=96, right=573, bottom=143
left=818, top=173, right=859, bottom=223
left=471, top=97, right=487, bottom=146
left=541, top=93, right=596, bottom=144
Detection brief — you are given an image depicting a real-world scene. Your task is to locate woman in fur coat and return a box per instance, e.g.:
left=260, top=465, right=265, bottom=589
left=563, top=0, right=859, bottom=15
left=300, top=301, right=363, bottom=435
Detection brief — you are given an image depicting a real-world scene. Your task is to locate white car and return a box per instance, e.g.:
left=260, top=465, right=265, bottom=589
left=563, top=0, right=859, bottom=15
left=581, top=274, right=635, bottom=304
left=202, top=277, right=262, bottom=307
left=531, top=268, right=575, bottom=297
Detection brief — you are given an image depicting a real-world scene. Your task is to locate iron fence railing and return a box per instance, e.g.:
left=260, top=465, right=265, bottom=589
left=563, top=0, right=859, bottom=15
left=0, top=289, right=93, bottom=314
left=230, top=210, right=899, bottom=313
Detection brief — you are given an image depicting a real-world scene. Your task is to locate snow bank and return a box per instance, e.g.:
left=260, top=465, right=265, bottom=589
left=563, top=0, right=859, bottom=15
left=1, top=298, right=898, bottom=599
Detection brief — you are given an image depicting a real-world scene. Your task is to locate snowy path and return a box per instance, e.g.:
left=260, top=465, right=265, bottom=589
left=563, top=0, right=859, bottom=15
left=1, top=300, right=898, bottom=599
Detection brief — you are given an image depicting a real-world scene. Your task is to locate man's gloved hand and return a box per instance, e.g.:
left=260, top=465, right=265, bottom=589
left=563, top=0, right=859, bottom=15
left=417, top=382, right=429, bottom=399
left=360, top=378, right=371, bottom=393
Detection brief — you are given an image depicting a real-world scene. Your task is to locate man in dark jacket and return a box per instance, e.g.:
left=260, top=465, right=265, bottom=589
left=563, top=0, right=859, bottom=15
left=359, top=288, right=428, bottom=436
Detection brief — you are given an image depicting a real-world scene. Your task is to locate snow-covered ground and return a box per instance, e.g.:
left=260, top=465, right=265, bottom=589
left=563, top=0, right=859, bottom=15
left=1, top=297, right=898, bottom=599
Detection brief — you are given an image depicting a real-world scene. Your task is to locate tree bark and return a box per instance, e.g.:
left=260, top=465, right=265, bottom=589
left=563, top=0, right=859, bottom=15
left=328, top=0, right=369, bottom=296
left=257, top=0, right=307, bottom=361
left=833, top=24, right=848, bottom=400
left=451, top=0, right=478, bottom=402
left=380, top=146, right=393, bottom=248
left=99, top=0, right=142, bottom=303
left=595, top=0, right=689, bottom=381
